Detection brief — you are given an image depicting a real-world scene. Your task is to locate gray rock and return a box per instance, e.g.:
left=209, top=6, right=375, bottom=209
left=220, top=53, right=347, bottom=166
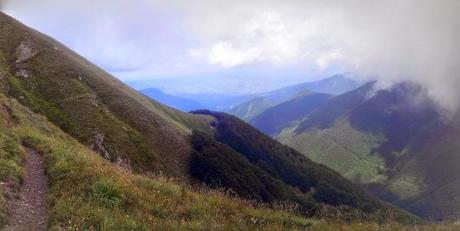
left=16, top=41, right=37, bottom=63
left=91, top=133, right=111, bottom=160
left=16, top=69, right=32, bottom=78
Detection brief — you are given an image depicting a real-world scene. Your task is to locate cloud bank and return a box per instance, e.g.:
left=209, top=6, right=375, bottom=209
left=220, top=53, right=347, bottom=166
left=174, top=0, right=460, bottom=109
left=2, top=0, right=460, bottom=109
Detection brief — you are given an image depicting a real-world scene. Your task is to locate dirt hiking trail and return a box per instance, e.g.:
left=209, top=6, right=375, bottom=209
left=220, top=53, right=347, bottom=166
left=4, top=147, right=49, bottom=231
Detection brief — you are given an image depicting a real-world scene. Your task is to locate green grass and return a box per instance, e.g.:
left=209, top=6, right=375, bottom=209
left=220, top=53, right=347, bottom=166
left=0, top=125, right=24, bottom=227
left=90, top=179, right=123, bottom=207
left=386, top=175, right=425, bottom=200
left=280, top=118, right=388, bottom=185
left=306, top=221, right=460, bottom=231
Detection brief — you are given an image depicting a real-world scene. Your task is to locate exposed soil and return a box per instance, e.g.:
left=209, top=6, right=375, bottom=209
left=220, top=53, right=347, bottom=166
left=4, top=147, right=49, bottom=231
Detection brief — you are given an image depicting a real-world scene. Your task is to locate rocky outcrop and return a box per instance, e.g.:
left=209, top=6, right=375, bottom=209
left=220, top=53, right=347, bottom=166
left=91, top=133, right=132, bottom=171
left=91, top=133, right=110, bottom=160
left=15, top=41, right=38, bottom=78
left=15, top=69, right=32, bottom=78
left=116, top=157, right=132, bottom=172
left=16, top=41, right=37, bottom=63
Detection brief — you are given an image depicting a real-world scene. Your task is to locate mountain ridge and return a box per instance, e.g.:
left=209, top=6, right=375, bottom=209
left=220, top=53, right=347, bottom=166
left=228, top=74, right=362, bottom=121
left=250, top=92, right=332, bottom=137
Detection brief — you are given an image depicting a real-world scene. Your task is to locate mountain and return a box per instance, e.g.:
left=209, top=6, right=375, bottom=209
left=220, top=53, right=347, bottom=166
left=279, top=82, right=460, bottom=219
left=229, top=74, right=361, bottom=121
left=227, top=96, right=276, bottom=121
left=250, top=92, right=332, bottom=137
left=140, top=87, right=203, bottom=111
left=0, top=11, right=415, bottom=228
left=261, top=74, right=361, bottom=100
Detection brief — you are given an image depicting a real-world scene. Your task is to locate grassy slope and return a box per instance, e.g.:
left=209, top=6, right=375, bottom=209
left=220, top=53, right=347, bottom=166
left=0, top=12, right=212, bottom=177
left=279, top=118, right=388, bottom=185
left=392, top=115, right=460, bottom=219
left=0, top=93, right=317, bottom=230
left=228, top=97, right=276, bottom=121
left=250, top=92, right=331, bottom=137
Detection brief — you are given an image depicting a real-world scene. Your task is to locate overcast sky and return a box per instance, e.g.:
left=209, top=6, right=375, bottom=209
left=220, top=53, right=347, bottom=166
left=2, top=0, right=460, bottom=108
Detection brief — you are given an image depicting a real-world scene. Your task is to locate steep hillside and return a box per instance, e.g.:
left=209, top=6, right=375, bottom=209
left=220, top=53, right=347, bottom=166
left=250, top=93, right=331, bottom=137
left=0, top=92, right=320, bottom=230
left=229, top=74, right=361, bottom=121
left=0, top=12, right=213, bottom=177
left=140, top=87, right=203, bottom=111
left=280, top=82, right=460, bottom=219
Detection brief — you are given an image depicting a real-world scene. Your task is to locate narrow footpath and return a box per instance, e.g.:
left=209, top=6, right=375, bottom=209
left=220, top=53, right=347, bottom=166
left=4, top=147, right=49, bottom=231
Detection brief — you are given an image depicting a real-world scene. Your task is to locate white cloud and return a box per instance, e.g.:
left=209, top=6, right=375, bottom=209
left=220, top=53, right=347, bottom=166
left=189, top=10, right=307, bottom=67
left=3, top=0, right=460, bottom=109
left=315, top=52, right=344, bottom=70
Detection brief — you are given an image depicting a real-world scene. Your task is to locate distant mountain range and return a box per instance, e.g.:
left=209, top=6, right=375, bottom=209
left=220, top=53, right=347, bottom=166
left=140, top=87, right=203, bottom=111
left=228, top=74, right=362, bottom=121
left=172, top=93, right=253, bottom=111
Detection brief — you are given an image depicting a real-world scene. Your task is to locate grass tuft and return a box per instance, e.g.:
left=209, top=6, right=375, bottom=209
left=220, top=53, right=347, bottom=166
left=90, top=179, right=123, bottom=207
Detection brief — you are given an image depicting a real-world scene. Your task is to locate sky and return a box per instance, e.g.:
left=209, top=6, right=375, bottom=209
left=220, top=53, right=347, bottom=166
left=2, top=0, right=460, bottom=109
